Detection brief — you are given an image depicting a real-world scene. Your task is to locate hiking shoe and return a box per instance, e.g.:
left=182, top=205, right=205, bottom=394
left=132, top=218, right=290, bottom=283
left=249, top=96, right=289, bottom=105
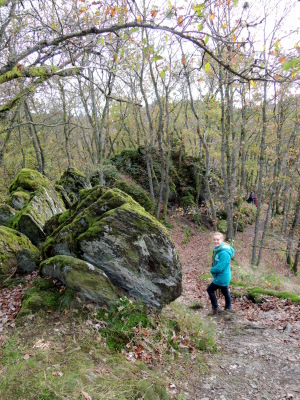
left=223, top=309, right=235, bottom=314
left=208, top=307, right=223, bottom=316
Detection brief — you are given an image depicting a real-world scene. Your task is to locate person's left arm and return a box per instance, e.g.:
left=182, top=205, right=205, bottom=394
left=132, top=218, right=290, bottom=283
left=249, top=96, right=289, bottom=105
left=210, top=251, right=230, bottom=275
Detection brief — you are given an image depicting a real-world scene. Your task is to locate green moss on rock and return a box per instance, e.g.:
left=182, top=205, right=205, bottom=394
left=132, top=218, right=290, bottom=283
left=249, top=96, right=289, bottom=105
left=40, top=255, right=120, bottom=305
left=10, top=190, right=31, bottom=210
left=0, top=226, right=39, bottom=282
left=56, top=167, right=91, bottom=203
left=9, top=169, right=49, bottom=193
left=0, top=203, right=16, bottom=225
left=217, top=219, right=228, bottom=234
left=179, top=194, right=196, bottom=208
left=114, top=179, right=153, bottom=213
left=18, top=277, right=60, bottom=317
left=43, top=186, right=181, bottom=308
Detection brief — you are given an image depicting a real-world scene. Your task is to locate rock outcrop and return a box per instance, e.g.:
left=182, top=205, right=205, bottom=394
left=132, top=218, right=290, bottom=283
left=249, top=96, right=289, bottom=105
left=56, top=167, right=91, bottom=204
left=44, top=186, right=182, bottom=308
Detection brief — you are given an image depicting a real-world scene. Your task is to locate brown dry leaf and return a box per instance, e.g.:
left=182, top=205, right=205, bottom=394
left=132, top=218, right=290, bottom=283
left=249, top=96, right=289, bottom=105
left=82, top=391, right=92, bottom=400
left=23, top=354, right=30, bottom=360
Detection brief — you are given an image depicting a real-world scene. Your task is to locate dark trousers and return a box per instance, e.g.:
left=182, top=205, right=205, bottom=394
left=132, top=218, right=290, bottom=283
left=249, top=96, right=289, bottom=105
left=207, top=282, right=231, bottom=310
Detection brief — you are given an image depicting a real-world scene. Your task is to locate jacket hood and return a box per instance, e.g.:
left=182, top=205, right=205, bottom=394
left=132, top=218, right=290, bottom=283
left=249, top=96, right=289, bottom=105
left=214, top=242, right=235, bottom=258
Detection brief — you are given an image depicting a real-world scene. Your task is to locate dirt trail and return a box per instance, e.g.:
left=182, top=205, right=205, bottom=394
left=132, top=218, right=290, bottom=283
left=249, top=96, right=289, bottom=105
left=168, top=213, right=300, bottom=400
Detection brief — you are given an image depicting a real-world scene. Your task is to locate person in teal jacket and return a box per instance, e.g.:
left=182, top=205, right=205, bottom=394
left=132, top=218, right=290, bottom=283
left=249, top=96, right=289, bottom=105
left=207, top=232, right=235, bottom=315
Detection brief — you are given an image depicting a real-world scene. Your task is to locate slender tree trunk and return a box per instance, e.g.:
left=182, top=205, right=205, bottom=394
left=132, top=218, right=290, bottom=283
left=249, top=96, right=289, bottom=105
left=252, top=78, right=267, bottom=265
left=59, top=82, right=72, bottom=167
left=292, top=235, right=300, bottom=275
left=0, top=104, right=20, bottom=167
left=24, top=101, right=44, bottom=174
left=257, top=193, right=273, bottom=265
left=219, top=70, right=234, bottom=241
left=286, top=184, right=300, bottom=267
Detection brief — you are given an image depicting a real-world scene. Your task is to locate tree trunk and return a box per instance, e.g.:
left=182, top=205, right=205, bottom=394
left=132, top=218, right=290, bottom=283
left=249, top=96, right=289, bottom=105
left=251, top=78, right=267, bottom=265
left=24, top=101, right=44, bottom=174
left=286, top=184, right=300, bottom=267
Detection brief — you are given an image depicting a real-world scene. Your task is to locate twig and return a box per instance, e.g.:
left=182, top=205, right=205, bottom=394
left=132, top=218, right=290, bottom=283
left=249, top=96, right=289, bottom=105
left=3, top=267, right=17, bottom=282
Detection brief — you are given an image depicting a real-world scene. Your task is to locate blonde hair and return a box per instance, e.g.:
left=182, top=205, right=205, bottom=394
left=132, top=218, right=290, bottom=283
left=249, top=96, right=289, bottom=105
left=213, top=232, right=224, bottom=240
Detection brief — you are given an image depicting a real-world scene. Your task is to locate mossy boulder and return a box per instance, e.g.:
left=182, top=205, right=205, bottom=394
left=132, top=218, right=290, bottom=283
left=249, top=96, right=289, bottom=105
left=11, top=185, right=66, bottom=246
left=217, top=219, right=228, bottom=234
left=18, top=277, right=61, bottom=317
left=9, top=168, right=49, bottom=193
left=10, top=190, right=31, bottom=210
left=0, top=226, right=39, bottom=282
left=90, top=164, right=121, bottom=187
left=40, top=255, right=120, bottom=306
left=8, top=168, right=66, bottom=245
left=179, top=194, right=196, bottom=208
left=56, top=167, right=91, bottom=204
left=44, top=186, right=182, bottom=308
left=0, top=203, right=16, bottom=225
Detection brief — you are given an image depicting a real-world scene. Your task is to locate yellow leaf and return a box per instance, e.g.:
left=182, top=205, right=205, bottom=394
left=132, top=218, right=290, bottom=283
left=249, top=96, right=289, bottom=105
left=210, top=13, right=215, bottom=21
left=137, top=15, right=142, bottom=22
left=279, top=56, right=286, bottom=63
left=151, top=9, right=158, bottom=18
left=250, top=80, right=256, bottom=87
left=205, top=62, right=211, bottom=72
left=181, top=58, right=186, bottom=64
left=292, top=72, right=297, bottom=79
left=274, top=74, right=281, bottom=80
left=233, top=34, right=236, bottom=43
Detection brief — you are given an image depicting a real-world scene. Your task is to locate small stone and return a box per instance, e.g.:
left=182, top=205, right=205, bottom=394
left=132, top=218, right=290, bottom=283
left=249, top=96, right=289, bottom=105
left=203, top=384, right=211, bottom=390
left=283, top=323, right=292, bottom=333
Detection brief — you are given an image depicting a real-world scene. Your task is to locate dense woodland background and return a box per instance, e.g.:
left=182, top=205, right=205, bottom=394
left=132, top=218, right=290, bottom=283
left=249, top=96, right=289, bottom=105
left=0, top=0, right=299, bottom=270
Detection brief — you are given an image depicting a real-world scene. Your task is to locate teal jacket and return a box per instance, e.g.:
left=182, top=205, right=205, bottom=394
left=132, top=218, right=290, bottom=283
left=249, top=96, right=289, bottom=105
left=210, top=242, right=235, bottom=287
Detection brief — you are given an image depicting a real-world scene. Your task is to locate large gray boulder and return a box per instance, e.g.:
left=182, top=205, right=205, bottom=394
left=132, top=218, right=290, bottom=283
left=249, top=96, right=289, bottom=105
left=44, top=186, right=182, bottom=308
left=0, top=226, right=39, bottom=282
left=9, top=169, right=66, bottom=245
left=40, top=255, right=120, bottom=306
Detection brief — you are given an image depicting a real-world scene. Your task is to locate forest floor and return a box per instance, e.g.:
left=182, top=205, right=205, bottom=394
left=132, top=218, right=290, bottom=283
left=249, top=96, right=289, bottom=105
left=167, top=209, right=300, bottom=400
left=1, top=209, right=300, bottom=399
